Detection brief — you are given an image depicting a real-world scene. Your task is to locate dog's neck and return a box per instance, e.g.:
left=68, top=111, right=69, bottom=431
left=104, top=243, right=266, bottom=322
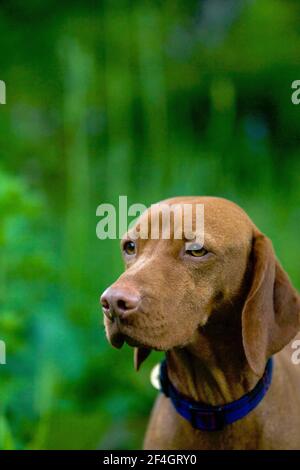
left=166, top=311, right=261, bottom=406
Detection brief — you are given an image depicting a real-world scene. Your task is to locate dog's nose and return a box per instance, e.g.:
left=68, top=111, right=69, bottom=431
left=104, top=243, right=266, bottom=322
left=100, top=287, right=140, bottom=321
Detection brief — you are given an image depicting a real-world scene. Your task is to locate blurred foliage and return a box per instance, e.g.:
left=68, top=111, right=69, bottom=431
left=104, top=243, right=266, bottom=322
left=0, top=0, right=300, bottom=449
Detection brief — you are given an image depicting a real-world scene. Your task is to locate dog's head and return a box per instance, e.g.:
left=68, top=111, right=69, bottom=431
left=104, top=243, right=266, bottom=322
left=101, top=197, right=300, bottom=375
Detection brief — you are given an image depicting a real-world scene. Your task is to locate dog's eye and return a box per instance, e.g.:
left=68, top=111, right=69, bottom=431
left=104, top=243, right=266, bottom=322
left=185, top=244, right=208, bottom=257
left=123, top=240, right=136, bottom=256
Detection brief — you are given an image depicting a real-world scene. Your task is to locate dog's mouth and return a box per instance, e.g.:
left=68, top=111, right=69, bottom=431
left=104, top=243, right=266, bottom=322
left=111, top=330, right=145, bottom=349
left=105, top=314, right=195, bottom=352
left=106, top=318, right=150, bottom=349
left=109, top=328, right=125, bottom=349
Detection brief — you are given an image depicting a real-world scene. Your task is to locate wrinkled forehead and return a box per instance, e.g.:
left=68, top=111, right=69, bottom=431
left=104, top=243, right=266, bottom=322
left=127, top=198, right=254, bottom=248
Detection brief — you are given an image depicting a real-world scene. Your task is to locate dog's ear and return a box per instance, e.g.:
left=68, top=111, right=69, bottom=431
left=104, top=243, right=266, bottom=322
left=242, top=232, right=300, bottom=376
left=134, top=347, right=151, bottom=371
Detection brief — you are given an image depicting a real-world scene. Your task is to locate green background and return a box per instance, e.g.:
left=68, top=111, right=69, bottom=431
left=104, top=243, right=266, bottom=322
left=0, top=0, right=299, bottom=449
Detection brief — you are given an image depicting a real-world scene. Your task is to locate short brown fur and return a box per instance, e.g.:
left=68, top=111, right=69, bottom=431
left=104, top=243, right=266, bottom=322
left=102, top=197, right=300, bottom=450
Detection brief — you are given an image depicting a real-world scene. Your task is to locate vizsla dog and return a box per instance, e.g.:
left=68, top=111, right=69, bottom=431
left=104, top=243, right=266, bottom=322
left=101, top=197, right=300, bottom=450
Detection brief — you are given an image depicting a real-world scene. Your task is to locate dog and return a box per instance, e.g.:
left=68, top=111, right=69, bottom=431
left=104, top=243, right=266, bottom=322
left=101, top=196, right=300, bottom=449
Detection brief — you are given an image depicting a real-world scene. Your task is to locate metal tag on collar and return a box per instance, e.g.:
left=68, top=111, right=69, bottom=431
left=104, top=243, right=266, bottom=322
left=150, top=363, right=161, bottom=390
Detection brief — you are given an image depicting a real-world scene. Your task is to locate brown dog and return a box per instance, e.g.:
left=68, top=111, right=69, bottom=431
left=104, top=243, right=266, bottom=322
left=101, top=196, right=300, bottom=450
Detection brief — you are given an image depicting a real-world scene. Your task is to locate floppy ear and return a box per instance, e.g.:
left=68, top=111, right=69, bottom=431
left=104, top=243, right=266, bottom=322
left=242, top=232, right=300, bottom=376
left=134, top=347, right=151, bottom=371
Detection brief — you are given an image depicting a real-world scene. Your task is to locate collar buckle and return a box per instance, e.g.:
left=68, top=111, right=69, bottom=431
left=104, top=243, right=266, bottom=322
left=188, top=404, right=226, bottom=431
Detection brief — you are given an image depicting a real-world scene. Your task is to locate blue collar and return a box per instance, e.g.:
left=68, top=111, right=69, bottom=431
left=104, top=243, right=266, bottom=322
left=159, top=358, right=273, bottom=431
